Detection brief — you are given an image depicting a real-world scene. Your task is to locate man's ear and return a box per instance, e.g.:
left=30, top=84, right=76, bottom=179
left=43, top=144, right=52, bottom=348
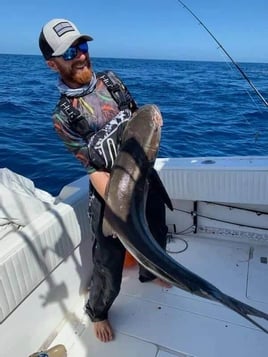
left=46, top=59, right=58, bottom=72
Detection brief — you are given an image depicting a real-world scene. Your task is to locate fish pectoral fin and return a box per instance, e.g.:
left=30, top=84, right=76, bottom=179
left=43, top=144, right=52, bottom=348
left=102, top=218, right=117, bottom=238
left=150, top=168, right=173, bottom=211
left=102, top=206, right=116, bottom=237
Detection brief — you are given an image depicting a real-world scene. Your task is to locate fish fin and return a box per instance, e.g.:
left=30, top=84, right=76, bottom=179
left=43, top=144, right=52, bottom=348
left=102, top=205, right=116, bottom=237
left=149, top=168, right=173, bottom=211
left=103, top=181, right=117, bottom=237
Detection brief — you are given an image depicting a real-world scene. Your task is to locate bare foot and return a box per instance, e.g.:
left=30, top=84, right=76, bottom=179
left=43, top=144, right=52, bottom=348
left=93, top=320, right=113, bottom=342
left=153, top=278, right=172, bottom=288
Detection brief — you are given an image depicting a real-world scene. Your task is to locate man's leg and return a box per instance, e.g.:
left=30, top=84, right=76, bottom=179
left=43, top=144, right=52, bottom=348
left=85, top=188, right=126, bottom=342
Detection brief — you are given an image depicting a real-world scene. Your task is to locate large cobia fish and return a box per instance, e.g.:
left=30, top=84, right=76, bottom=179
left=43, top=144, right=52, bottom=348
left=103, top=104, right=268, bottom=333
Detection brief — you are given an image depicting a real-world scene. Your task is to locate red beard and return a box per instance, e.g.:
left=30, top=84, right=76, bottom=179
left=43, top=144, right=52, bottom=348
left=72, top=64, right=92, bottom=85
left=58, top=57, right=93, bottom=87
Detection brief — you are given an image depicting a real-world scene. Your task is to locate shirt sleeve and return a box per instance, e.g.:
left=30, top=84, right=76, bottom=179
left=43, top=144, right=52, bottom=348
left=52, top=107, right=97, bottom=174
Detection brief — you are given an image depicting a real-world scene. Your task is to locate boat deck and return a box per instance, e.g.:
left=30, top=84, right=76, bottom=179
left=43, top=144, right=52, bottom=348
left=50, top=234, right=268, bottom=357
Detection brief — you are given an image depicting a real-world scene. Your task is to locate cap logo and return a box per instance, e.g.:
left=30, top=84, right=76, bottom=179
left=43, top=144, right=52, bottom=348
left=53, top=21, right=76, bottom=38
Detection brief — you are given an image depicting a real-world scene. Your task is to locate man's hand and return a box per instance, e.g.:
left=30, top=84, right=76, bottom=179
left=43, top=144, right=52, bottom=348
left=88, top=109, right=132, bottom=171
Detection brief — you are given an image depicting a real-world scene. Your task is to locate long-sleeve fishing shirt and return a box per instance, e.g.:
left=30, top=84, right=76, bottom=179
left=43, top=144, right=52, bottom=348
left=52, top=71, right=137, bottom=174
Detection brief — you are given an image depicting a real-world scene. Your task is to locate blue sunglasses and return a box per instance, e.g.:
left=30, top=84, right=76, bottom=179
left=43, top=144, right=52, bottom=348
left=62, top=42, right=88, bottom=61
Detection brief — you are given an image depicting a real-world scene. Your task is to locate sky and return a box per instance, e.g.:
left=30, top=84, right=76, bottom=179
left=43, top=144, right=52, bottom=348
left=1, top=0, right=268, bottom=63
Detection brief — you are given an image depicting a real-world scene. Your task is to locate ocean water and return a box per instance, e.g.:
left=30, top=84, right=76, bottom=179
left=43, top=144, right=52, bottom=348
left=1, top=54, right=268, bottom=196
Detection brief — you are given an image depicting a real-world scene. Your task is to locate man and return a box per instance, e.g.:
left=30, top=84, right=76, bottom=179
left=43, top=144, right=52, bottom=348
left=39, top=18, right=171, bottom=343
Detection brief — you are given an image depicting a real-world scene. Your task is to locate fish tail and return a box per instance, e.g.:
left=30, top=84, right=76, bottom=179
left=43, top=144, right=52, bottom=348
left=218, top=293, right=268, bottom=333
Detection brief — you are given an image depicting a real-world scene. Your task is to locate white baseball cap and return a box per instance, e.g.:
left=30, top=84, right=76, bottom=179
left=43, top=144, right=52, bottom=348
left=39, top=18, right=93, bottom=59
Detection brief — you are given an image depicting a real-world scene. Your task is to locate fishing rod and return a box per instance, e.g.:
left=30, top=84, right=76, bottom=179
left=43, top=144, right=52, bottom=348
left=177, top=0, right=268, bottom=107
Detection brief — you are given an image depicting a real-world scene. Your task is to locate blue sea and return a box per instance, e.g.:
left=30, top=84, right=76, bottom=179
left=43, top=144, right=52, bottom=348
left=1, top=54, right=268, bottom=196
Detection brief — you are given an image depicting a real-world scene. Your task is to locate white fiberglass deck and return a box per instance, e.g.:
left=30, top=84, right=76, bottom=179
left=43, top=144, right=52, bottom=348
left=2, top=157, right=268, bottom=357
left=50, top=235, right=268, bottom=357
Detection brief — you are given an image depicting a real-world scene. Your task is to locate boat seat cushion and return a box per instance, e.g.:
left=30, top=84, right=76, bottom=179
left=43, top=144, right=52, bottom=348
left=0, top=168, right=55, bottom=239
left=0, top=175, right=90, bottom=323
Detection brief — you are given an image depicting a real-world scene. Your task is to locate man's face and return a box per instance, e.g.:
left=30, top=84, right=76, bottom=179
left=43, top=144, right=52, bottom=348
left=47, top=41, right=93, bottom=88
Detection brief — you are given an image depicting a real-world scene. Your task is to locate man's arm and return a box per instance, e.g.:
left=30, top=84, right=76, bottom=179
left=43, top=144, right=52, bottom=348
left=89, top=171, right=110, bottom=199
